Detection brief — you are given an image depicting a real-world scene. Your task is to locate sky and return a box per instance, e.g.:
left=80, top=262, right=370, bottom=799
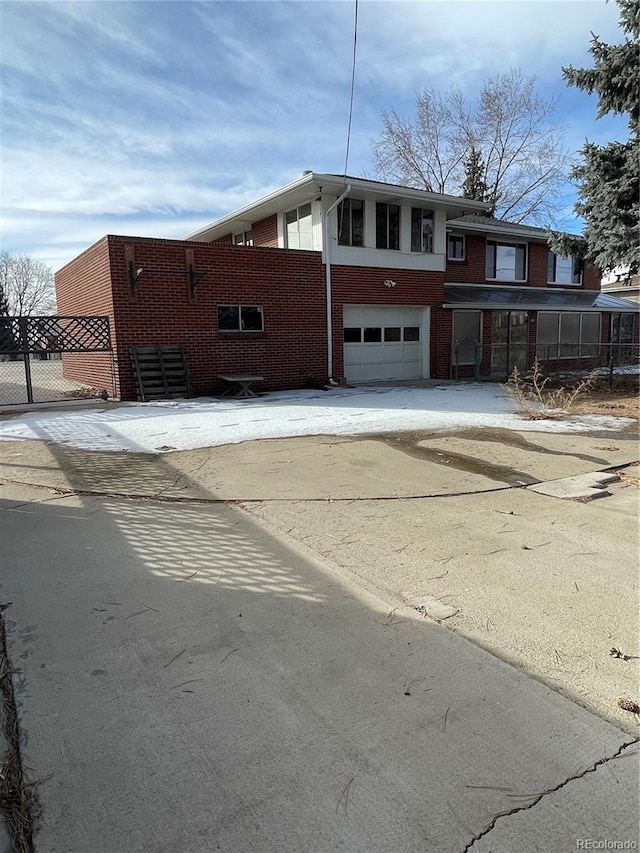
left=0, top=0, right=630, bottom=273
left=0, top=384, right=632, bottom=452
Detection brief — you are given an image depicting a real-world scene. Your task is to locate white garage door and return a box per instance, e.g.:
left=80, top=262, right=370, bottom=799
left=343, top=306, right=429, bottom=381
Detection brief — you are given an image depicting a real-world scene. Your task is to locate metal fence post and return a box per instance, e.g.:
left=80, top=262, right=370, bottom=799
left=18, top=317, right=34, bottom=403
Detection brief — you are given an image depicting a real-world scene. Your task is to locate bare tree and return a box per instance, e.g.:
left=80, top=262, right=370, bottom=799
left=372, top=69, right=571, bottom=225
left=0, top=252, right=56, bottom=316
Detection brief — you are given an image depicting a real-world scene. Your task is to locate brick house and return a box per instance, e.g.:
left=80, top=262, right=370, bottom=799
left=55, top=171, right=638, bottom=400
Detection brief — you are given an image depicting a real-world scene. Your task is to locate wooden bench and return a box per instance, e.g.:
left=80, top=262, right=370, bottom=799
left=217, top=373, right=264, bottom=398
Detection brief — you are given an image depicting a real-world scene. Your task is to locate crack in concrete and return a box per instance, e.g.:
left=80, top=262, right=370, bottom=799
left=462, top=739, right=640, bottom=852
left=0, top=474, right=517, bottom=503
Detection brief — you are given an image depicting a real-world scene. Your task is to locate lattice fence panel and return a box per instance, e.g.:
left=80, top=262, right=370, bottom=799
left=0, top=315, right=111, bottom=354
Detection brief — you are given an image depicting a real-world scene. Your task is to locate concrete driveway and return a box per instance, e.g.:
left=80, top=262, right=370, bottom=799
left=0, top=421, right=638, bottom=851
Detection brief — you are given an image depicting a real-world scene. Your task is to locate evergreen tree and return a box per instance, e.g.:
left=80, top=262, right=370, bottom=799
left=551, top=0, right=639, bottom=276
left=461, top=146, right=489, bottom=207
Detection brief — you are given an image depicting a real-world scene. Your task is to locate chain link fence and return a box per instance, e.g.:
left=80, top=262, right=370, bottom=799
left=0, top=315, right=113, bottom=406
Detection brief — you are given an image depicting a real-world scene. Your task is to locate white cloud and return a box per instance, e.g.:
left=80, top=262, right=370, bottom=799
left=0, top=0, right=630, bottom=267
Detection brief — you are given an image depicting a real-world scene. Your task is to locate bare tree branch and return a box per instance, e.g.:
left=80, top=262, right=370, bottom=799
left=0, top=252, right=57, bottom=316
left=372, top=68, right=571, bottom=225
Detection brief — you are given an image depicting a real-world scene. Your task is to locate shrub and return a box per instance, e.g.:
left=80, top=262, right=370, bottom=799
left=502, top=358, right=597, bottom=419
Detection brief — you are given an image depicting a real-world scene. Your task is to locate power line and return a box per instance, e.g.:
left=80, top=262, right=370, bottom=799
left=343, top=0, right=359, bottom=184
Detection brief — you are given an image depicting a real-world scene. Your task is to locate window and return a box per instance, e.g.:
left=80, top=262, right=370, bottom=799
left=217, top=305, right=264, bottom=332
left=384, top=327, right=401, bottom=342
left=452, top=310, right=481, bottom=365
left=447, top=234, right=465, bottom=260
left=343, top=328, right=361, bottom=343
left=537, top=312, right=601, bottom=358
left=611, top=312, right=635, bottom=345
left=547, top=252, right=582, bottom=285
left=376, top=203, right=400, bottom=250
left=285, top=204, right=313, bottom=250
left=363, top=327, right=382, bottom=343
left=411, top=208, right=434, bottom=253
left=233, top=230, right=253, bottom=246
left=486, top=241, right=527, bottom=281
left=337, top=199, right=364, bottom=247
left=343, top=325, right=420, bottom=342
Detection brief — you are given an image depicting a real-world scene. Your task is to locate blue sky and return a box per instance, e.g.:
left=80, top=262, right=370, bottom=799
left=0, top=0, right=629, bottom=272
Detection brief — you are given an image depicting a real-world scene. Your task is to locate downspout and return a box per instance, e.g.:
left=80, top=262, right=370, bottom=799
left=323, top=184, right=351, bottom=381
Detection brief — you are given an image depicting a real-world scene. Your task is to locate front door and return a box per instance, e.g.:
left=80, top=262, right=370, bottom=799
left=491, top=311, right=529, bottom=379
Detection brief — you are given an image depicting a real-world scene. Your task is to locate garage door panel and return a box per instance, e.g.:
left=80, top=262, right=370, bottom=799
left=343, top=305, right=429, bottom=381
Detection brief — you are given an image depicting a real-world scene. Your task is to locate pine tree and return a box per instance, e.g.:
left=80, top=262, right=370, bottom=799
left=461, top=146, right=490, bottom=207
left=552, top=0, right=639, bottom=276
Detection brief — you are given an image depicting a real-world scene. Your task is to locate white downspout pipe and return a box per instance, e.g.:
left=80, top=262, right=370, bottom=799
left=323, top=184, right=351, bottom=381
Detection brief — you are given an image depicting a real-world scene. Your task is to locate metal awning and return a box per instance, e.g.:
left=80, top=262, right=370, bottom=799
left=443, top=284, right=640, bottom=313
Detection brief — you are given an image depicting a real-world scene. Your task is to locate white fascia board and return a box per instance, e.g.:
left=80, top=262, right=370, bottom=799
left=447, top=219, right=552, bottom=242
left=315, top=174, right=489, bottom=214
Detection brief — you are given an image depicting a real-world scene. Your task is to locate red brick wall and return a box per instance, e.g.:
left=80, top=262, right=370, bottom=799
left=582, top=263, right=601, bottom=291
left=527, top=243, right=547, bottom=287
left=252, top=214, right=278, bottom=247
left=446, top=234, right=601, bottom=291
left=445, top=234, right=486, bottom=282
left=61, top=237, right=329, bottom=399
left=215, top=215, right=278, bottom=248
left=55, top=237, right=118, bottom=396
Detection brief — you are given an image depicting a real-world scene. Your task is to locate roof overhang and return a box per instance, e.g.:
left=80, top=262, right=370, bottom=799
left=443, top=284, right=640, bottom=313
left=184, top=172, right=490, bottom=242
left=446, top=219, right=549, bottom=242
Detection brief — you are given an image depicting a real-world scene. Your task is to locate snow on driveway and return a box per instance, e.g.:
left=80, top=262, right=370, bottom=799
left=0, top=383, right=633, bottom=454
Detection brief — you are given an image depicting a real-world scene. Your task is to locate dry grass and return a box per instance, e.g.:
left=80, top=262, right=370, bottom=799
left=0, top=619, right=36, bottom=852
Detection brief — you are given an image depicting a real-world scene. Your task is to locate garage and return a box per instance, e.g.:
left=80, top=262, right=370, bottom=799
left=342, top=306, right=429, bottom=381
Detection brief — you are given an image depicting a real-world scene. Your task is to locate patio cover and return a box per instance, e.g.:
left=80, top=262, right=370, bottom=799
left=443, top=284, right=640, bottom=312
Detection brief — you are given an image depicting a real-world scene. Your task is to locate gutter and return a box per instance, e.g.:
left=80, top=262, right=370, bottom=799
left=323, top=184, right=351, bottom=380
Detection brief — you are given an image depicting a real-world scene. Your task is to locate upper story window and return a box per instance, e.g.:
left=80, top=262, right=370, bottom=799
left=447, top=234, right=465, bottom=261
left=233, top=230, right=253, bottom=246
left=337, top=198, right=364, bottom=247
left=486, top=240, right=527, bottom=281
left=376, top=203, right=400, bottom=250
left=411, top=208, right=434, bottom=253
left=285, top=204, right=313, bottom=250
left=548, top=251, right=582, bottom=285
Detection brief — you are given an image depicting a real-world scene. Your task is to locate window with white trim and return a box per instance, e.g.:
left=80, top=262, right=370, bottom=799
left=285, top=204, right=313, bottom=250
left=536, top=312, right=600, bottom=358
left=376, top=203, right=400, bottom=250
left=486, top=241, right=527, bottom=281
left=337, top=199, right=364, bottom=247
left=411, top=208, right=434, bottom=253
left=547, top=252, right=582, bottom=285
left=217, top=305, right=264, bottom=332
left=452, top=310, right=481, bottom=365
left=447, top=234, right=465, bottom=260
left=233, top=230, right=253, bottom=246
